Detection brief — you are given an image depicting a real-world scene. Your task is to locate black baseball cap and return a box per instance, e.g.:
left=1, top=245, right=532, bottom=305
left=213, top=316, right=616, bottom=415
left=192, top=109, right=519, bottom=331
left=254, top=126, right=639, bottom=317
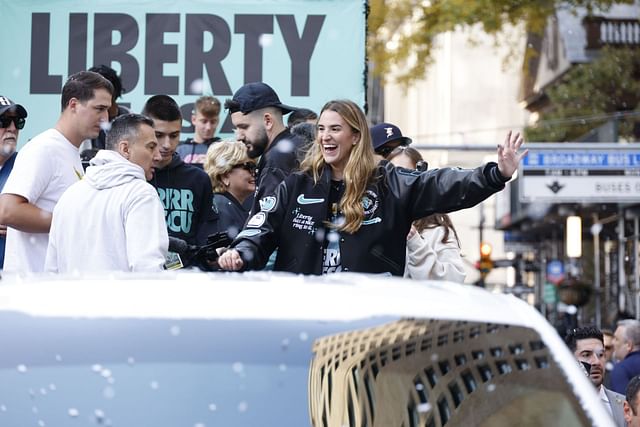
left=370, top=122, right=411, bottom=151
left=0, top=96, right=27, bottom=118
left=225, top=82, right=296, bottom=115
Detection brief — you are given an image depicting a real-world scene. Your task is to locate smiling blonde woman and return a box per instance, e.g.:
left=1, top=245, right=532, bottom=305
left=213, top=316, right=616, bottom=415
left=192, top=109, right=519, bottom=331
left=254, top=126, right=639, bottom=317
left=218, top=99, right=527, bottom=276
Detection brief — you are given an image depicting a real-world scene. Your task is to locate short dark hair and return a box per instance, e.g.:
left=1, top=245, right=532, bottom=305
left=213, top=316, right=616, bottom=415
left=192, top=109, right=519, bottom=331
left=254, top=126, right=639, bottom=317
left=287, top=108, right=317, bottom=127
left=61, top=71, right=114, bottom=112
left=89, top=65, right=124, bottom=99
left=142, top=95, right=182, bottom=122
left=627, top=375, right=640, bottom=415
left=564, top=326, right=603, bottom=352
left=105, top=113, right=154, bottom=150
left=223, top=99, right=241, bottom=114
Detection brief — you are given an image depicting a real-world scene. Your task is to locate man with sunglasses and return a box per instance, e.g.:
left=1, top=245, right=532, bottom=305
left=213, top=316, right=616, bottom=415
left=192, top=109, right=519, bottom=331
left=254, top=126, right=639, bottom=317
left=0, top=96, right=27, bottom=269
left=0, top=71, right=113, bottom=273
left=370, top=122, right=412, bottom=162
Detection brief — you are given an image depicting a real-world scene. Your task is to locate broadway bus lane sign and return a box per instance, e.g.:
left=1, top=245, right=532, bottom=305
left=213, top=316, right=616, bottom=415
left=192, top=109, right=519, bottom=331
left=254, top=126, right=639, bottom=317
left=519, top=143, right=640, bottom=203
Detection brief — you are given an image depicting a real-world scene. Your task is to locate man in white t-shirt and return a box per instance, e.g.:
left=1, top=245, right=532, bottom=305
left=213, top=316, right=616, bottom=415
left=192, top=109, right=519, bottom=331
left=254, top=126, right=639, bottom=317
left=0, top=71, right=113, bottom=273
left=45, top=113, right=168, bottom=273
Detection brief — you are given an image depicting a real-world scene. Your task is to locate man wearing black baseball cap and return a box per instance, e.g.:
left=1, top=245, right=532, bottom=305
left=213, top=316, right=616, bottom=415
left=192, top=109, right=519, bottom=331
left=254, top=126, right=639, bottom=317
left=0, top=96, right=27, bottom=269
left=370, top=122, right=412, bottom=161
left=224, top=82, right=305, bottom=215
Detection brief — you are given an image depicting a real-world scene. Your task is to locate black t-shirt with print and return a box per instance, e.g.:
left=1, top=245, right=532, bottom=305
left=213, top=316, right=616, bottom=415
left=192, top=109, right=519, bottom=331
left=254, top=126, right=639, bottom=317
left=322, top=180, right=345, bottom=274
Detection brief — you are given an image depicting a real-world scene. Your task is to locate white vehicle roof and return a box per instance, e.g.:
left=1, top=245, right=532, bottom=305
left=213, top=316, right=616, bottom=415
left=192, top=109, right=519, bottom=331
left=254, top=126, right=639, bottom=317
left=0, top=271, right=616, bottom=426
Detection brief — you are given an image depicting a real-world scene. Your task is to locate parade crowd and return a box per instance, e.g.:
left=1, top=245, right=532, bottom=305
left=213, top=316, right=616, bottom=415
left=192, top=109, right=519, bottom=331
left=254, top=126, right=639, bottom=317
left=8, top=68, right=640, bottom=426
left=0, top=67, right=525, bottom=276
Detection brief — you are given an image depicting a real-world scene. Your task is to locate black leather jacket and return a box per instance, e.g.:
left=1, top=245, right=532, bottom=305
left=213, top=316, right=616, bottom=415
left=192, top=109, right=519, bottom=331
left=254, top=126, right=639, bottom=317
left=232, top=161, right=509, bottom=275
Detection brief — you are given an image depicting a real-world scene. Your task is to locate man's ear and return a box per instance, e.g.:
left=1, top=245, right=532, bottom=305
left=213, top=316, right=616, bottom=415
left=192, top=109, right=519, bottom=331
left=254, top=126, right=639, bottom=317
left=263, top=112, right=274, bottom=131
left=67, top=97, right=79, bottom=112
left=626, top=339, right=634, bottom=354
left=118, top=140, right=130, bottom=159
left=624, top=401, right=633, bottom=422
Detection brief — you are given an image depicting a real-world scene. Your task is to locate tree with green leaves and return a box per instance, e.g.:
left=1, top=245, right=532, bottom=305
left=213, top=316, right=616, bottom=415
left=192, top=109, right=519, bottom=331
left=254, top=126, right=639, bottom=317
left=368, top=0, right=632, bottom=87
left=525, top=46, right=640, bottom=142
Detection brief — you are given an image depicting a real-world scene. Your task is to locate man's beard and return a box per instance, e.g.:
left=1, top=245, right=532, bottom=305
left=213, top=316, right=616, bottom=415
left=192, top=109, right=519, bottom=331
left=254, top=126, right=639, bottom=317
left=0, top=142, right=16, bottom=157
left=246, top=127, right=269, bottom=159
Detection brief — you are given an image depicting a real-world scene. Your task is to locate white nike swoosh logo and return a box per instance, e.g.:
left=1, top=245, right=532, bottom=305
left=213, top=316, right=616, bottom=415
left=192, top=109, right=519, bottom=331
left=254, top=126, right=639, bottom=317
left=362, top=217, right=382, bottom=225
left=297, top=195, right=325, bottom=205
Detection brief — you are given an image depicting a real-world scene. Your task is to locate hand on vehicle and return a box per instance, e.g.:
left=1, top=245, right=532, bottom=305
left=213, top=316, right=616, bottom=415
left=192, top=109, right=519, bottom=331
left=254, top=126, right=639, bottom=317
left=497, top=131, right=527, bottom=179
left=218, top=249, right=244, bottom=271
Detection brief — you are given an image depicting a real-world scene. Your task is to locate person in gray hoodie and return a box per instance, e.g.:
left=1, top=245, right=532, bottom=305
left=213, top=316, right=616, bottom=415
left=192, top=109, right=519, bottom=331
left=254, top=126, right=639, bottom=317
left=45, top=114, right=168, bottom=273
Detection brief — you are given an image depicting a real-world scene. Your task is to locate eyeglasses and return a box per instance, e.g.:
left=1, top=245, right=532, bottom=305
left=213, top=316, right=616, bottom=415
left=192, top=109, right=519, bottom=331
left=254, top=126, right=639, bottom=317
left=232, top=162, right=256, bottom=173
left=0, top=116, right=25, bottom=130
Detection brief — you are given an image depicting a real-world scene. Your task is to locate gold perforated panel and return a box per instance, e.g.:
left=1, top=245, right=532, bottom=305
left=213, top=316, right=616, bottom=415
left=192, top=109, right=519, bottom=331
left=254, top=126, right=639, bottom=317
left=308, top=319, right=590, bottom=427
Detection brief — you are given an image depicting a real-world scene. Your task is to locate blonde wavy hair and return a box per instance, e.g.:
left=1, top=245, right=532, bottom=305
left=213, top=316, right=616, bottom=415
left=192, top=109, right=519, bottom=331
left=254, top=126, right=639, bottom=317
left=300, top=100, right=377, bottom=233
left=204, top=141, right=253, bottom=193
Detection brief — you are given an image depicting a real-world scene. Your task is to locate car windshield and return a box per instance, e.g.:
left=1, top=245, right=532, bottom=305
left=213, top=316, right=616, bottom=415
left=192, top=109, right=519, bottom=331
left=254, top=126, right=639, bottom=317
left=0, top=311, right=592, bottom=426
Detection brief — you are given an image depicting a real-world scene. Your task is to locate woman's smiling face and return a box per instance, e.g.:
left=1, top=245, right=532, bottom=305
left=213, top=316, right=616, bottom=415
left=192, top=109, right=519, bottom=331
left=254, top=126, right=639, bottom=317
left=316, top=110, right=358, bottom=180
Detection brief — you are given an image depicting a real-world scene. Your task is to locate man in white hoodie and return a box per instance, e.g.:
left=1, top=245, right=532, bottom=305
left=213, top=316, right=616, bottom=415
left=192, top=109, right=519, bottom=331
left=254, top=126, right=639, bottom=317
left=45, top=114, right=168, bottom=273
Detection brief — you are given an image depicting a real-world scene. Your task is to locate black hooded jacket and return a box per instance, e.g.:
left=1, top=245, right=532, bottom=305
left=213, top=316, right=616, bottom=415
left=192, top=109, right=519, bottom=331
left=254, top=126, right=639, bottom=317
left=149, top=153, right=215, bottom=245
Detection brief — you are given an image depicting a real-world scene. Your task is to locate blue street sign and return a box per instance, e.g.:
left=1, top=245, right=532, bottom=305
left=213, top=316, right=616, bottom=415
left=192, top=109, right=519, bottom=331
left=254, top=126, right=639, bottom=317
left=546, top=260, right=565, bottom=285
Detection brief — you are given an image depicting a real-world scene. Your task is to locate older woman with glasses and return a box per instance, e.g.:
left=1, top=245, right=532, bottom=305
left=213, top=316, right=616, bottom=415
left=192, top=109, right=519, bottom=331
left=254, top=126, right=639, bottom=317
left=387, top=146, right=466, bottom=282
left=218, top=99, right=526, bottom=275
left=204, top=141, right=256, bottom=239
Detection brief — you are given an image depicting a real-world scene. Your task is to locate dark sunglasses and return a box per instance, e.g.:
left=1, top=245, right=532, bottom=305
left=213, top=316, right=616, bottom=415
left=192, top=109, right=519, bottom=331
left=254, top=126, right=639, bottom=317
left=376, top=142, right=409, bottom=159
left=375, top=145, right=396, bottom=158
left=0, top=116, right=26, bottom=130
left=232, top=162, right=256, bottom=173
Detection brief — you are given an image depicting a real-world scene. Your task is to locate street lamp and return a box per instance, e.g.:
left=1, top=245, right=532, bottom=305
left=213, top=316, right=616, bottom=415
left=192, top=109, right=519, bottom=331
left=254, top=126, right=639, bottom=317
left=566, top=216, right=582, bottom=258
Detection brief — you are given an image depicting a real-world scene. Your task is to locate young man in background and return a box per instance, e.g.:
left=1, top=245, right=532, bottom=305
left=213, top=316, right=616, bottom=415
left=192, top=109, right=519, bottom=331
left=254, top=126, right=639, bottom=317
left=177, top=95, right=221, bottom=168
